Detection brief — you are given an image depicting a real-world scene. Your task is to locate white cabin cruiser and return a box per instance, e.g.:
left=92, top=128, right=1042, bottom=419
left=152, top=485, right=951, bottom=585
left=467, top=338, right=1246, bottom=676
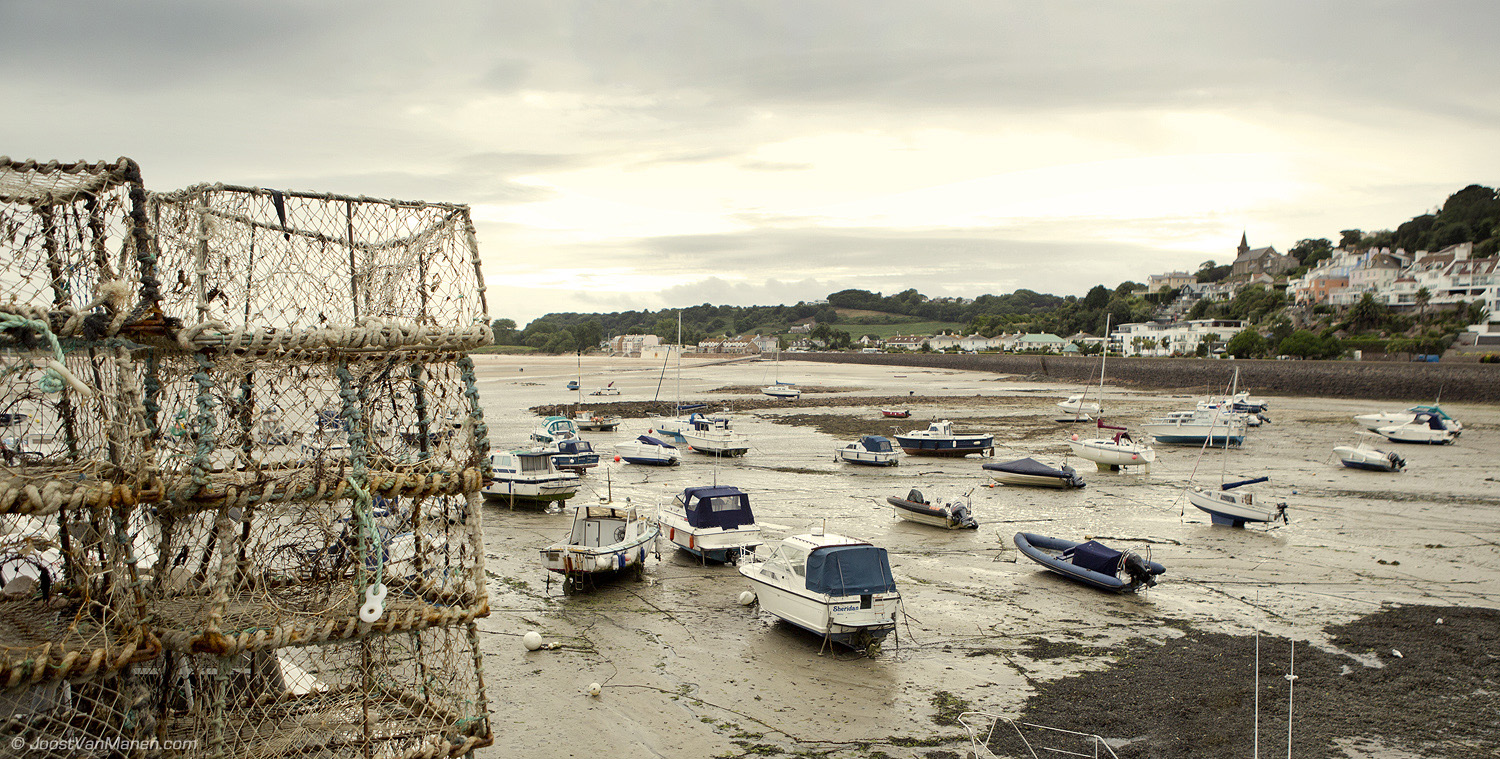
left=481, top=449, right=582, bottom=506
left=658, top=485, right=762, bottom=563
left=739, top=529, right=901, bottom=653
left=540, top=500, right=658, bottom=586
left=614, top=434, right=681, bottom=466
left=835, top=435, right=900, bottom=466
left=1055, top=394, right=1101, bottom=420
left=681, top=413, right=750, bottom=457
left=1354, top=405, right=1461, bottom=435
left=1375, top=412, right=1456, bottom=445
left=1333, top=441, right=1406, bottom=472
left=1141, top=409, right=1247, bottom=447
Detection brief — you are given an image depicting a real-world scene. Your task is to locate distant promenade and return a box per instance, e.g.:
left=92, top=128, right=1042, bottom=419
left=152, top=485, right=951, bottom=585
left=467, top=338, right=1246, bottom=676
left=784, top=352, right=1500, bottom=403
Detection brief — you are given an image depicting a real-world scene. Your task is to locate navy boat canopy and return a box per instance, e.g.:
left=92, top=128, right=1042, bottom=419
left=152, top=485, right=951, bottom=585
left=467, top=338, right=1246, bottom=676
left=982, top=457, right=1066, bottom=477
left=858, top=435, right=893, bottom=452
left=1061, top=540, right=1123, bottom=575
left=678, top=486, right=755, bottom=529
left=805, top=545, right=897, bottom=597
left=556, top=439, right=594, bottom=454
left=636, top=435, right=675, bottom=449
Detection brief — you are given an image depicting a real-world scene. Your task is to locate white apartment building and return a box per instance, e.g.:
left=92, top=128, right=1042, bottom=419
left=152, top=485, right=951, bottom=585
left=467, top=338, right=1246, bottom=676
left=1112, top=319, right=1248, bottom=357
left=610, top=333, right=661, bottom=356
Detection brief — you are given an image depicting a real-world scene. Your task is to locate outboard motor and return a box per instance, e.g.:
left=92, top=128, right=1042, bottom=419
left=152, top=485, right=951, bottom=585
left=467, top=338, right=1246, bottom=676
left=1387, top=451, right=1406, bottom=471
left=1122, top=552, right=1157, bottom=588
left=1060, top=465, right=1086, bottom=489
left=947, top=501, right=978, bottom=529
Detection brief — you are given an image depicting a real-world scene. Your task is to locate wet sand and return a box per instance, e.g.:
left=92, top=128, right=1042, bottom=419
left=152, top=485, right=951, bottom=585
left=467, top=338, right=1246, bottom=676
left=471, top=355, right=1500, bottom=758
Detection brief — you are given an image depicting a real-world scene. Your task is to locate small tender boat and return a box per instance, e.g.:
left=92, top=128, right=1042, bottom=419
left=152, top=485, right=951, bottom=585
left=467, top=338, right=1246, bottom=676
left=572, top=411, right=622, bottom=432
left=682, top=413, right=751, bottom=457
left=1140, top=409, right=1247, bottom=446
left=1333, top=442, right=1406, bottom=472
left=1354, top=404, right=1461, bottom=435
left=614, top=434, right=681, bottom=466
left=894, top=420, right=994, bottom=458
left=1188, top=476, right=1288, bottom=527
left=739, top=529, right=901, bottom=653
left=1055, top=394, right=1101, bottom=420
left=657, top=485, right=762, bottom=563
left=880, top=409, right=911, bottom=419
left=547, top=438, right=600, bottom=473
left=1013, top=532, right=1164, bottom=592
left=1067, top=420, right=1155, bottom=470
left=835, top=435, right=900, bottom=466
left=540, top=500, right=658, bottom=586
left=530, top=415, right=581, bottom=444
left=1375, top=412, right=1457, bottom=445
left=565, top=379, right=580, bottom=391
left=886, top=489, right=977, bottom=529
left=589, top=382, right=620, bottom=396
left=482, top=449, right=582, bottom=506
left=982, top=457, right=1086, bottom=489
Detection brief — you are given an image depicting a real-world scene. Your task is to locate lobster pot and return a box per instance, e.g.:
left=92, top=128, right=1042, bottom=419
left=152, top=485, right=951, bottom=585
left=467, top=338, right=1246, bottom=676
left=0, top=158, right=156, bottom=340
left=147, top=184, right=490, bottom=348
left=0, top=671, right=157, bottom=759
left=146, top=352, right=487, bottom=507
left=144, top=491, right=486, bottom=658
left=152, top=621, right=493, bottom=759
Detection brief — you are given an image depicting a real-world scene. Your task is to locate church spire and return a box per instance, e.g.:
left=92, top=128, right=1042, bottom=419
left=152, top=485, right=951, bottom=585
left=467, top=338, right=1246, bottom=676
left=1238, top=231, right=1249, bottom=256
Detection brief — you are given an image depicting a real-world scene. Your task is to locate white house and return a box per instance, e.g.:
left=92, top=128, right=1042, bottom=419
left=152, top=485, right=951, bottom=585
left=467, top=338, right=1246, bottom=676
left=609, top=333, right=661, bottom=356
left=927, top=333, right=962, bottom=351
left=958, top=333, right=998, bottom=352
left=1113, top=319, right=1247, bottom=357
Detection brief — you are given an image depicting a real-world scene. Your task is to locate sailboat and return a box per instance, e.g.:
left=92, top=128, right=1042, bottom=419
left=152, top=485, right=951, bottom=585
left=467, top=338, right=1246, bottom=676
left=761, top=342, right=800, bottom=400
left=651, top=313, right=696, bottom=442
left=1065, top=317, right=1155, bottom=470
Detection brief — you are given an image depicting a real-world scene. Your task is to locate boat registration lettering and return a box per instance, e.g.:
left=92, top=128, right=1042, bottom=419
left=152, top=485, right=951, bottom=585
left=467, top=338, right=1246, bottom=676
left=830, top=604, right=863, bottom=612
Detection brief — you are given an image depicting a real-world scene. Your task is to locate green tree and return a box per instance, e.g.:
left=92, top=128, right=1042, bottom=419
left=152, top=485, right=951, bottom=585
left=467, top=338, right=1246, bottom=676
left=490, top=318, right=517, bottom=345
left=1224, top=329, right=1267, bottom=358
left=1339, top=229, right=1364, bottom=249
left=1347, top=292, right=1387, bottom=332
left=1277, top=329, right=1335, bottom=359
left=1288, top=238, right=1333, bottom=267
left=1414, top=287, right=1431, bottom=320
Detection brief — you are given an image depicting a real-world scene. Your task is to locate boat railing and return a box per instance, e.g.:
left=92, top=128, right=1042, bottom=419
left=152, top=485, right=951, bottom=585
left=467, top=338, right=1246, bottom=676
left=958, top=712, right=1120, bottom=759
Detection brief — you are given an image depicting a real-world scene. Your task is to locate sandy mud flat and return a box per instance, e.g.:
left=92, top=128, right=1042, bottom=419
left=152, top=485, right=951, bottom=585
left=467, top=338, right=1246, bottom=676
left=470, top=354, right=1499, bottom=758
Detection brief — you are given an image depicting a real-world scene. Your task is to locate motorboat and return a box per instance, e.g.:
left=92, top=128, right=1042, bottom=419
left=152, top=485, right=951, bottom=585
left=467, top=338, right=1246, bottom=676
left=1013, top=533, right=1164, bottom=592
left=681, top=413, right=750, bottom=457
left=481, top=449, right=582, bottom=506
left=572, top=411, right=622, bottom=432
left=1140, top=409, right=1247, bottom=447
left=565, top=379, right=580, bottom=392
left=1333, top=441, right=1406, bottom=472
left=530, top=415, right=581, bottom=444
left=1188, top=476, right=1288, bottom=527
left=880, top=409, right=911, bottom=419
left=649, top=415, right=694, bottom=444
left=1067, top=420, right=1155, bottom=470
left=739, top=528, right=901, bottom=654
left=614, top=434, right=681, bottom=466
left=835, top=435, right=900, bottom=466
left=1354, top=404, right=1461, bottom=435
left=1055, top=394, right=1100, bottom=420
left=589, top=382, right=620, bottom=396
left=982, top=458, right=1086, bottom=489
left=894, top=420, right=994, bottom=458
left=546, top=438, right=600, bottom=473
left=886, top=489, right=977, bottom=529
left=540, top=499, right=658, bottom=586
left=657, top=485, right=762, bottom=563
left=1375, top=413, right=1456, bottom=445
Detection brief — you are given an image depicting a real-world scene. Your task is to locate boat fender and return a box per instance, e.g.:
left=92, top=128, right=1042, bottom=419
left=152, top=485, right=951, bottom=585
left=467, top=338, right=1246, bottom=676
left=587, top=682, right=602, bottom=697
left=738, top=590, right=756, bottom=605
left=1071, top=433, right=1079, bottom=441
left=523, top=631, right=544, bottom=651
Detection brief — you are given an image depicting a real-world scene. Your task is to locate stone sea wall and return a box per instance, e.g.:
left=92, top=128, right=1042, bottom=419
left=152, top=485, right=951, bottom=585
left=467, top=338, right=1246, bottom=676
left=784, top=352, right=1500, bottom=403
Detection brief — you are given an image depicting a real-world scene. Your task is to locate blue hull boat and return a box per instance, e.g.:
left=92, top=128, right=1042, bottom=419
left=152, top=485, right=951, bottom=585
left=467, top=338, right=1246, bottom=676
left=1013, top=532, right=1164, bottom=592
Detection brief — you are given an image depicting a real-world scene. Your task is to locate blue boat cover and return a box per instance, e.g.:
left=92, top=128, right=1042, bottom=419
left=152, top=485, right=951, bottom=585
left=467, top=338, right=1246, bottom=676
left=556, top=439, right=594, bottom=454
left=805, top=545, right=896, bottom=596
left=1221, top=476, right=1269, bottom=490
left=858, top=435, right=894, bottom=452
left=635, top=435, right=676, bottom=449
left=982, top=457, right=1065, bottom=477
left=678, top=486, right=755, bottom=529
left=1060, top=540, right=1121, bottom=575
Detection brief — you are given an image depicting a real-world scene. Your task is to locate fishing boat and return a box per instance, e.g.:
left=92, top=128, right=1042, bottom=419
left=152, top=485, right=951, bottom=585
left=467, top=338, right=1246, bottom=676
left=530, top=415, right=581, bottom=444
left=1013, top=532, right=1164, bottom=592
left=481, top=449, right=582, bottom=506
left=1188, top=476, right=1288, bottom=527
left=1354, top=404, right=1461, bottom=435
left=589, top=381, right=620, bottom=396
left=1067, top=419, right=1155, bottom=470
left=657, top=485, right=762, bottom=563
left=614, top=434, right=681, bottom=466
left=681, top=413, right=751, bottom=457
left=1140, top=408, right=1247, bottom=446
left=894, top=420, right=994, bottom=458
left=885, top=489, right=977, bottom=529
left=982, top=458, right=1086, bottom=489
left=1054, top=394, right=1100, bottom=421
left=546, top=438, right=600, bottom=473
left=539, top=499, right=658, bottom=586
left=572, top=410, right=622, bottom=432
left=1374, top=412, right=1458, bottom=444
left=835, top=435, right=900, bottom=466
left=880, top=409, right=911, bottom=419
left=1333, top=440, right=1406, bottom=472
left=738, top=528, right=901, bottom=653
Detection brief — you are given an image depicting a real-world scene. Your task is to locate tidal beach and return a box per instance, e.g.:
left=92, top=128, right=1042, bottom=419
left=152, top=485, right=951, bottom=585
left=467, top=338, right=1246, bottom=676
left=470, top=354, right=1499, bottom=759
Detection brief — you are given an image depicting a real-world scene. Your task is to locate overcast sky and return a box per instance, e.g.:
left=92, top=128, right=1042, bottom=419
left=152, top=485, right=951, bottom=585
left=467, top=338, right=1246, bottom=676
left=6, top=1, right=1498, bottom=325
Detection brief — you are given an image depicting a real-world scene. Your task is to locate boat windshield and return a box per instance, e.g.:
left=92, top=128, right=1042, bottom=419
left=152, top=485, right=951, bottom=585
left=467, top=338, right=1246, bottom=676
left=769, top=543, right=808, bottom=577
